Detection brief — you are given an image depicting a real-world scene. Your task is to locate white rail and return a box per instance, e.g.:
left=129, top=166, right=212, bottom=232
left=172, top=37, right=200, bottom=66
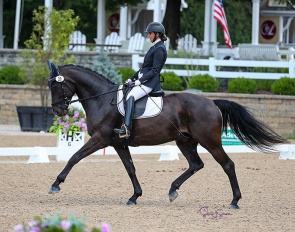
left=132, top=55, right=295, bottom=80
left=0, top=145, right=293, bottom=163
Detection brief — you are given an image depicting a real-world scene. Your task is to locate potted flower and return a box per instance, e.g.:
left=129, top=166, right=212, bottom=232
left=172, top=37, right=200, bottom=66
left=49, top=106, right=87, bottom=161
left=13, top=214, right=111, bottom=232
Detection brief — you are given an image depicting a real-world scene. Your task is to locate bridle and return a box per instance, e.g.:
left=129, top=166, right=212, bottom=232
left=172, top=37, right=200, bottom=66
left=48, top=75, right=75, bottom=111
left=48, top=74, right=124, bottom=112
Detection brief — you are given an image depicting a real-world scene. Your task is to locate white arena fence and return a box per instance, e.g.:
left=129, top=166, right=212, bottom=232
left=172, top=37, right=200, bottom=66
left=0, top=144, right=294, bottom=163
left=132, top=55, right=295, bottom=80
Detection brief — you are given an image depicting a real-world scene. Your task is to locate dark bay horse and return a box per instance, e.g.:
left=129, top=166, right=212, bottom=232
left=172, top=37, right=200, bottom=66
left=47, top=62, right=287, bottom=209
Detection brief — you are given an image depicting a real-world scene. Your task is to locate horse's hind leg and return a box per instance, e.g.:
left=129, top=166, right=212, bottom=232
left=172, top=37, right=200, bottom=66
left=169, top=139, right=204, bottom=203
left=205, top=144, right=242, bottom=209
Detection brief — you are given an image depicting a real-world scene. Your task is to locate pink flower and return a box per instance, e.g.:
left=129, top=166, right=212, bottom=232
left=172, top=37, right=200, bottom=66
left=81, top=124, right=87, bottom=131
left=30, top=227, right=41, bottom=232
left=61, top=220, right=71, bottom=230
left=28, top=221, right=39, bottom=227
left=65, top=115, right=69, bottom=120
left=74, top=121, right=81, bottom=127
left=73, top=111, right=79, bottom=119
left=101, top=223, right=111, bottom=232
left=13, top=224, right=24, bottom=232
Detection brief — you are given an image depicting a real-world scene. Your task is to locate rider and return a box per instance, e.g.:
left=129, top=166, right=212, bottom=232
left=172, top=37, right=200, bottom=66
left=114, top=22, right=168, bottom=138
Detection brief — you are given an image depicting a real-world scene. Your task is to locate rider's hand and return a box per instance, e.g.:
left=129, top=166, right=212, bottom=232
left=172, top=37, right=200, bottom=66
left=134, top=80, right=141, bottom=86
left=125, top=79, right=134, bottom=87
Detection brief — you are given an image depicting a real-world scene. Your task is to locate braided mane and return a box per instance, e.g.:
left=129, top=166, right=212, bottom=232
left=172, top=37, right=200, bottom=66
left=60, top=64, right=116, bottom=85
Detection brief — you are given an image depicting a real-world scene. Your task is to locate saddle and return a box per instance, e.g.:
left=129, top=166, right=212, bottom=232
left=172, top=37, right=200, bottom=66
left=117, top=85, right=164, bottom=119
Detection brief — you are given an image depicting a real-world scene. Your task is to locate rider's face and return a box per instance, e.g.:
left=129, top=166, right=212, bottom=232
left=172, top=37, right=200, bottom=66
left=148, top=32, right=155, bottom=43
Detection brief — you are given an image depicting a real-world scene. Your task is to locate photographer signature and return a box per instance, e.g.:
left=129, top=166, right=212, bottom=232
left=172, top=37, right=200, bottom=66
left=199, top=206, right=232, bottom=219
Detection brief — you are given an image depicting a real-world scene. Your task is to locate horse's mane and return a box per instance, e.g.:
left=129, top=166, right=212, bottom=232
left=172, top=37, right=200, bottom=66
left=60, top=64, right=117, bottom=85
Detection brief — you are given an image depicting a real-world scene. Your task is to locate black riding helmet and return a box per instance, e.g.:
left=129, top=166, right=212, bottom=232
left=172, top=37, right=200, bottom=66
left=145, top=22, right=165, bottom=42
left=145, top=22, right=165, bottom=35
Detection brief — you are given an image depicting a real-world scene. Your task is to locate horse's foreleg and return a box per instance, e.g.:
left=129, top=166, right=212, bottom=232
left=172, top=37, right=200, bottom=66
left=169, top=140, right=204, bottom=203
left=114, top=146, right=142, bottom=205
left=49, top=134, right=103, bottom=194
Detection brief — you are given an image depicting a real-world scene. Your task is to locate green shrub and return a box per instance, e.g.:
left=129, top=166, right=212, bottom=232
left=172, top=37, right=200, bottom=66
left=271, top=77, right=295, bottom=95
left=255, top=79, right=274, bottom=92
left=117, top=67, right=135, bottom=83
left=162, top=71, right=183, bottom=91
left=188, top=74, right=218, bottom=92
left=228, top=78, right=257, bottom=94
left=0, top=65, right=25, bottom=84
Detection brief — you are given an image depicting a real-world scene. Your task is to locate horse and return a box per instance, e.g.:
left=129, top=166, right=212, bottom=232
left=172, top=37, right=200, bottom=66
left=47, top=62, right=287, bottom=209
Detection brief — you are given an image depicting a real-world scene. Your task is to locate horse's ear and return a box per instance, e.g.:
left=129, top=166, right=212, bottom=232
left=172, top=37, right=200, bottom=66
left=47, top=61, right=60, bottom=78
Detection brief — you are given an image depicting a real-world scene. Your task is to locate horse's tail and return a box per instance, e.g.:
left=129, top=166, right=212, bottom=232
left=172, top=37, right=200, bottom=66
left=213, top=99, right=287, bottom=152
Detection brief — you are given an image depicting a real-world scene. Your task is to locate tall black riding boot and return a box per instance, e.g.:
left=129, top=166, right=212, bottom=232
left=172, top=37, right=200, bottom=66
left=114, top=96, right=135, bottom=138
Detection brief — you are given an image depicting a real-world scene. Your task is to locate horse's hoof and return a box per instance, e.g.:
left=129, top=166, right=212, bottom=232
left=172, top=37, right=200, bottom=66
left=48, top=186, right=60, bottom=194
left=230, top=204, right=239, bottom=209
left=126, top=200, right=136, bottom=205
left=169, top=190, right=178, bottom=203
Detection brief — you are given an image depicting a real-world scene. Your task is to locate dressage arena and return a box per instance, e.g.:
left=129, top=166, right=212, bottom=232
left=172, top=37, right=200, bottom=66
left=0, top=132, right=294, bottom=231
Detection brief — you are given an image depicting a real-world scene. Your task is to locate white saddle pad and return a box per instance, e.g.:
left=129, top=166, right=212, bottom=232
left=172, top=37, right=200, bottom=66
left=117, top=85, right=163, bottom=119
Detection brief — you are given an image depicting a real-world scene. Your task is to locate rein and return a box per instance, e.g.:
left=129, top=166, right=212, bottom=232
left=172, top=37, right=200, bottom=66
left=70, top=88, right=122, bottom=104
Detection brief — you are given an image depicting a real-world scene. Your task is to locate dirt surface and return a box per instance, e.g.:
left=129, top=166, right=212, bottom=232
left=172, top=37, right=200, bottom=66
left=0, top=132, right=295, bottom=231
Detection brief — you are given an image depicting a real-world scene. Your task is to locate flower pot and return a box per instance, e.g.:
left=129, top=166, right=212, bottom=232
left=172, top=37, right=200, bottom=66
left=56, top=130, right=85, bottom=161
left=16, top=106, right=54, bottom=132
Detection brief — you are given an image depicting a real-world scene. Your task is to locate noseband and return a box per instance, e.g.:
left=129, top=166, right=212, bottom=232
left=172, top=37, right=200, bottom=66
left=48, top=75, right=75, bottom=111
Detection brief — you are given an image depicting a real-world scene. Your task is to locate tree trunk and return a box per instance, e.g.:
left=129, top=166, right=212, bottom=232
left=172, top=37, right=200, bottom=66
left=162, top=0, right=181, bottom=50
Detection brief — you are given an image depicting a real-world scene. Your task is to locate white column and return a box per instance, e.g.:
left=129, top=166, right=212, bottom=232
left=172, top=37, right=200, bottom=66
left=119, top=5, right=128, bottom=40
left=153, top=0, right=161, bottom=22
left=96, top=0, right=105, bottom=44
left=202, top=0, right=212, bottom=55
left=252, top=0, right=260, bottom=45
left=0, top=0, right=4, bottom=48
left=44, top=0, right=53, bottom=50
left=279, top=16, right=284, bottom=43
left=13, top=0, right=21, bottom=49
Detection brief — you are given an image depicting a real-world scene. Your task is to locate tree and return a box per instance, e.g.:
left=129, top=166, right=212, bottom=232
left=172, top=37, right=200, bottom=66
left=22, top=6, right=79, bottom=106
left=162, top=0, right=182, bottom=50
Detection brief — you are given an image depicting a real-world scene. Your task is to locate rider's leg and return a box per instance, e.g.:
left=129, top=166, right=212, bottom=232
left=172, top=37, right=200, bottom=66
left=114, top=85, right=152, bottom=138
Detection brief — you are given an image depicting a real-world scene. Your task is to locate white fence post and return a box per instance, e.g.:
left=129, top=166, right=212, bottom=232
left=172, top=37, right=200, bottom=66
left=132, top=54, right=141, bottom=71
left=289, top=59, right=295, bottom=77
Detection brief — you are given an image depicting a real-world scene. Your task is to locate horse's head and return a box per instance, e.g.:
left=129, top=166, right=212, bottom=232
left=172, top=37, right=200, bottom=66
left=47, top=61, right=76, bottom=117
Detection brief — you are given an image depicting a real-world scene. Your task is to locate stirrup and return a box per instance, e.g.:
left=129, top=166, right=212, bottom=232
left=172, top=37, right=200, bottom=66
left=119, top=124, right=130, bottom=139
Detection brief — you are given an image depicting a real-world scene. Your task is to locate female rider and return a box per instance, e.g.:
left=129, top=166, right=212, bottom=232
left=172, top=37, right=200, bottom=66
left=114, top=22, right=168, bottom=138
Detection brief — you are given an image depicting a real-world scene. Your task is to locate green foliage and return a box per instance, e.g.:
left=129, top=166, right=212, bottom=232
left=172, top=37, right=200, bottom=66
left=188, top=74, right=219, bottom=92
left=228, top=78, right=257, bottom=94
left=255, top=79, right=275, bottom=92
left=117, top=67, right=135, bottom=82
left=271, top=77, right=295, bottom=95
left=21, top=6, right=79, bottom=106
left=162, top=72, right=184, bottom=91
left=0, top=65, right=25, bottom=84
left=93, top=51, right=122, bottom=84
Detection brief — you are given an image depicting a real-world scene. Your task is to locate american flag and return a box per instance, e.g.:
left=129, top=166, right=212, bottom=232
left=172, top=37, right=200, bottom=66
left=213, top=0, right=232, bottom=49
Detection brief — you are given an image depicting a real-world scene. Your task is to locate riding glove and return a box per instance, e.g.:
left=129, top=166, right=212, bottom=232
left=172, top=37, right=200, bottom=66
left=134, top=80, right=141, bottom=86
left=125, top=79, right=134, bottom=87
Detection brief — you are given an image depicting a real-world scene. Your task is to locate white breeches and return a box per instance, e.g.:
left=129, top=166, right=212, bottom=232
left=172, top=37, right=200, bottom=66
left=126, top=85, right=153, bottom=101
